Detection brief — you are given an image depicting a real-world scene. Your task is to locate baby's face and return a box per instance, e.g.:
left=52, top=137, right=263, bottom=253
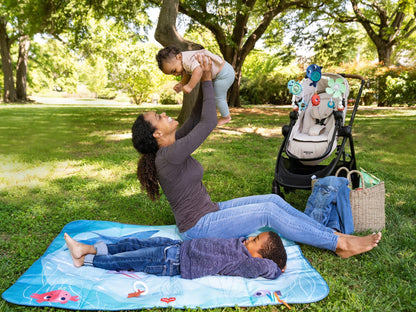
left=162, top=55, right=183, bottom=76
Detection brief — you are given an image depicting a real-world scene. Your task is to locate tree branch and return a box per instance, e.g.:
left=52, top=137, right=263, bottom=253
left=155, top=0, right=202, bottom=50
left=178, top=2, right=229, bottom=58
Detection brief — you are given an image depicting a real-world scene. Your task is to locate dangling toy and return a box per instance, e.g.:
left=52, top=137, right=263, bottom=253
left=326, top=78, right=346, bottom=98
left=326, top=78, right=346, bottom=110
left=305, top=64, right=322, bottom=87
left=305, top=64, right=322, bottom=108
left=288, top=81, right=302, bottom=95
left=288, top=80, right=304, bottom=111
left=298, top=99, right=307, bottom=111
left=311, top=94, right=320, bottom=106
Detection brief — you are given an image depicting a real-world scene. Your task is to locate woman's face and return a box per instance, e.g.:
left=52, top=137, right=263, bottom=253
left=144, top=111, right=179, bottom=137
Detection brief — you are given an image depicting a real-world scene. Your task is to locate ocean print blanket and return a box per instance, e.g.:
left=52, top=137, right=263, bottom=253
left=2, top=220, right=329, bottom=310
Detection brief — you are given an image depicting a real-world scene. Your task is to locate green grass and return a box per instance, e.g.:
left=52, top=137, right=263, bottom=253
left=1, top=102, right=415, bottom=311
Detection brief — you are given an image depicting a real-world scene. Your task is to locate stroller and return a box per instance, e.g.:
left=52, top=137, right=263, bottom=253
left=272, top=65, right=366, bottom=197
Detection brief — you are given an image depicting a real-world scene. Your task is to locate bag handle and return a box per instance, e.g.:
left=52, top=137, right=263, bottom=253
left=347, top=170, right=366, bottom=190
left=335, top=166, right=350, bottom=177
left=335, top=167, right=365, bottom=189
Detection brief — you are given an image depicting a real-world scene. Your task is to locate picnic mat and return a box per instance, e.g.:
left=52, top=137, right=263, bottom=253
left=2, top=220, right=329, bottom=310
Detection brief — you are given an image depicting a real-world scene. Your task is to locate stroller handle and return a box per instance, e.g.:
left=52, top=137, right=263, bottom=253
left=339, top=73, right=366, bottom=128
left=340, top=73, right=366, bottom=82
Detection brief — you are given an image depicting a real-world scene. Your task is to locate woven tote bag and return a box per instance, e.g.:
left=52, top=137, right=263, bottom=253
left=336, top=167, right=385, bottom=232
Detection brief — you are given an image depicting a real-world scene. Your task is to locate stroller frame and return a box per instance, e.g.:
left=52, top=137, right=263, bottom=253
left=272, top=74, right=366, bottom=197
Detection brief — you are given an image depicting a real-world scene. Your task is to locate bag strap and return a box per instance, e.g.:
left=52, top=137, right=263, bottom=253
left=335, top=166, right=350, bottom=177
left=347, top=170, right=365, bottom=190
left=335, top=167, right=365, bottom=189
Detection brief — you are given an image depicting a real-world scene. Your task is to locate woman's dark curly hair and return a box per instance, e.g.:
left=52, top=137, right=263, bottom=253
left=132, top=114, right=160, bottom=201
left=156, top=46, right=180, bottom=71
left=258, top=232, right=287, bottom=270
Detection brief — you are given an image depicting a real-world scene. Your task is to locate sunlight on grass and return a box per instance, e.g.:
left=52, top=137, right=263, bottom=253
left=119, top=185, right=141, bottom=197
left=0, top=157, right=129, bottom=191
left=105, top=132, right=132, bottom=141
left=193, top=147, right=218, bottom=154
left=216, top=126, right=282, bottom=137
left=357, top=107, right=416, bottom=118
left=0, top=157, right=80, bottom=190
left=74, top=163, right=128, bottom=182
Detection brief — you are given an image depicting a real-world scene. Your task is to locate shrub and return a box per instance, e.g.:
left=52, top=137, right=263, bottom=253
left=98, top=88, right=117, bottom=100
left=380, top=68, right=416, bottom=106
left=240, top=72, right=298, bottom=105
left=324, top=62, right=416, bottom=106
left=158, top=82, right=182, bottom=105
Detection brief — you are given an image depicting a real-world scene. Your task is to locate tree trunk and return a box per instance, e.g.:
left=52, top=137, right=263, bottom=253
left=155, top=0, right=204, bottom=124
left=16, top=35, right=31, bottom=102
left=376, top=45, right=393, bottom=107
left=377, top=45, right=392, bottom=66
left=0, top=17, right=17, bottom=103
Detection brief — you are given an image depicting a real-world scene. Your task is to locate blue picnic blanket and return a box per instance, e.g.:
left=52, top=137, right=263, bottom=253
left=2, top=220, right=329, bottom=310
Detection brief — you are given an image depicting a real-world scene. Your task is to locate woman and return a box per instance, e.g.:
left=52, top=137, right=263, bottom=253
left=131, top=55, right=381, bottom=258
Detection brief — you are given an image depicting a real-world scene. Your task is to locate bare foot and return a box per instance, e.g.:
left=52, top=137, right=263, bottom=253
left=64, top=233, right=95, bottom=267
left=217, top=115, right=231, bottom=126
left=335, top=232, right=382, bottom=258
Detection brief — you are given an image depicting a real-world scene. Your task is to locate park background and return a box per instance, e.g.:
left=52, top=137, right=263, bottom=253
left=1, top=1, right=416, bottom=311
left=1, top=0, right=416, bottom=109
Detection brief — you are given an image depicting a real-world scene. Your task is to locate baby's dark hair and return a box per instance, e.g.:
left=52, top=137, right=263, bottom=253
left=258, top=231, right=287, bottom=270
left=156, top=46, right=180, bottom=70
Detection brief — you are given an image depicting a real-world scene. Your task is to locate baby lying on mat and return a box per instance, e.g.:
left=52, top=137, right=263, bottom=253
left=65, top=231, right=287, bottom=280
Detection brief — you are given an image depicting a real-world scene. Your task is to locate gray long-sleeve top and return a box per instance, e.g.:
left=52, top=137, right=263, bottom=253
left=180, top=237, right=281, bottom=279
left=156, top=81, right=219, bottom=232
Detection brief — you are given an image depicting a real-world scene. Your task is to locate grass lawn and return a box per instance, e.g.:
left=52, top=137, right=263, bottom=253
left=0, top=100, right=415, bottom=311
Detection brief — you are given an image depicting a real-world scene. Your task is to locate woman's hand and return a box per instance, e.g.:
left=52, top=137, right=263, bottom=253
left=195, top=53, right=212, bottom=81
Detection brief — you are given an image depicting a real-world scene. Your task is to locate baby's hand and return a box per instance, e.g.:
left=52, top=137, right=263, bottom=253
left=173, top=83, right=183, bottom=93
left=182, top=84, right=193, bottom=94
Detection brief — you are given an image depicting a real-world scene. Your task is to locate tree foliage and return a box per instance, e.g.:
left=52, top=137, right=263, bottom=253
left=110, top=42, right=164, bottom=104
left=0, top=0, right=151, bottom=102
left=29, top=38, right=79, bottom=93
left=150, top=0, right=318, bottom=108
left=324, top=0, right=416, bottom=66
left=311, top=23, right=374, bottom=66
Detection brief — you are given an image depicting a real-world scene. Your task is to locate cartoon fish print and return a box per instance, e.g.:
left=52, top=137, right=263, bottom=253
left=30, top=289, right=79, bottom=304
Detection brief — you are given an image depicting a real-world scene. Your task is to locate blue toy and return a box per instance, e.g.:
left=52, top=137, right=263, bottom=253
left=288, top=81, right=302, bottom=95
left=305, top=64, right=322, bottom=87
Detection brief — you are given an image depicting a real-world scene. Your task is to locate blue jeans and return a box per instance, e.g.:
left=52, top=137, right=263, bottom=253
left=182, top=194, right=338, bottom=251
left=84, top=237, right=181, bottom=276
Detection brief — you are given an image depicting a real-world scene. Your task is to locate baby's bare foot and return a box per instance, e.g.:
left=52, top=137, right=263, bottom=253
left=217, top=115, right=231, bottom=126
left=335, top=232, right=381, bottom=258
left=64, top=233, right=94, bottom=267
